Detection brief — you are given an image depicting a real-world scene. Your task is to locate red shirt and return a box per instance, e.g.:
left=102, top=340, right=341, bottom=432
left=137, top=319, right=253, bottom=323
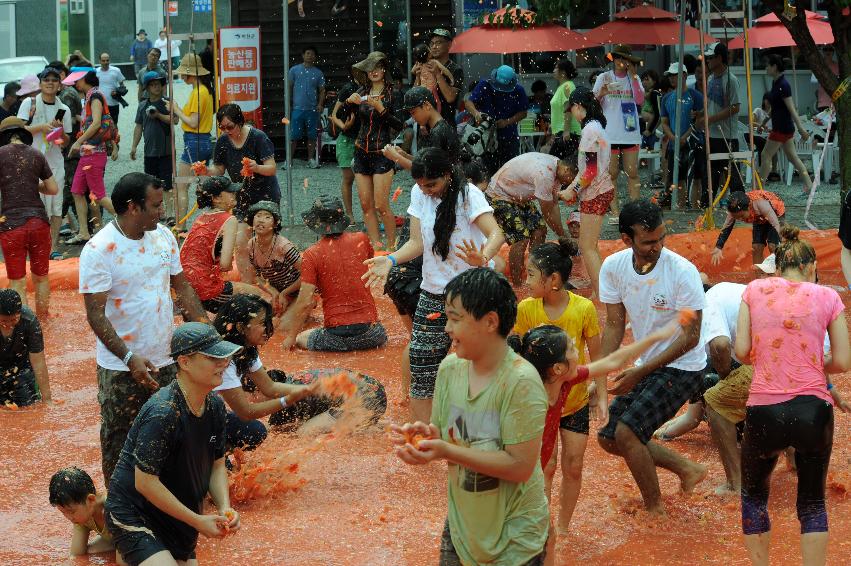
left=300, top=232, right=378, bottom=328
left=179, top=210, right=230, bottom=300
left=541, top=366, right=590, bottom=468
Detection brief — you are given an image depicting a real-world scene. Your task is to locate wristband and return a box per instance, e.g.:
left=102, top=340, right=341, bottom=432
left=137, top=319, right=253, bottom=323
left=827, top=383, right=834, bottom=391
left=388, top=255, right=397, bottom=267
left=122, top=351, right=134, bottom=365
left=279, top=396, right=288, bottom=408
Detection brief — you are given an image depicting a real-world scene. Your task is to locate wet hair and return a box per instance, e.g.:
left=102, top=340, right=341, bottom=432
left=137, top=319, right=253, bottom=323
left=460, top=152, right=487, bottom=186
left=48, top=61, right=69, bottom=75
left=766, top=54, right=785, bottom=72
left=444, top=268, right=517, bottom=337
left=657, top=75, right=673, bottom=93
left=568, top=86, right=607, bottom=129
left=727, top=191, right=750, bottom=213
left=619, top=198, right=664, bottom=238
left=112, top=172, right=162, bottom=215
left=530, top=237, right=579, bottom=288
left=683, top=54, right=698, bottom=74
left=82, top=70, right=98, bottom=87
left=214, top=294, right=275, bottom=377
left=531, top=79, right=547, bottom=94
left=48, top=467, right=96, bottom=507
left=776, top=225, right=816, bottom=273
left=413, top=43, right=430, bottom=64
left=216, top=103, right=245, bottom=127
left=640, top=69, right=660, bottom=90
left=555, top=59, right=578, bottom=80
left=0, top=289, right=22, bottom=315
left=303, top=45, right=318, bottom=56
left=508, top=325, right=569, bottom=382
left=411, top=147, right=467, bottom=261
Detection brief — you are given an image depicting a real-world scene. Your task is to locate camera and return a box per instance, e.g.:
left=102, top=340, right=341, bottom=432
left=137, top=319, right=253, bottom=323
left=146, top=105, right=158, bottom=117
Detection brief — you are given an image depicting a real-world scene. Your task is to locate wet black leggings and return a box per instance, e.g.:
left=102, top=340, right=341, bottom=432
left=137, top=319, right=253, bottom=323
left=741, top=395, right=834, bottom=535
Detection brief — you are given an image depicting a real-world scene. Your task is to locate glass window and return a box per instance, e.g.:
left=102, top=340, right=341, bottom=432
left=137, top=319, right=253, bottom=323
left=69, top=0, right=86, bottom=15
left=371, top=0, right=410, bottom=85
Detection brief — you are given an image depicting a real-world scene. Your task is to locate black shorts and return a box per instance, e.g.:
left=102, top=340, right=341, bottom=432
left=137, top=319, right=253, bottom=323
left=200, top=281, right=234, bottom=313
left=839, top=191, right=851, bottom=250
left=352, top=148, right=394, bottom=175
left=752, top=216, right=784, bottom=246
left=144, top=155, right=173, bottom=191
left=560, top=403, right=590, bottom=435
left=0, top=368, right=40, bottom=406
left=599, top=366, right=703, bottom=445
left=105, top=510, right=196, bottom=566
left=384, top=259, right=423, bottom=317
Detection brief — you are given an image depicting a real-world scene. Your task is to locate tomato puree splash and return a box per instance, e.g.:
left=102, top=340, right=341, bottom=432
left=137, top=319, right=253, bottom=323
left=2, top=233, right=851, bottom=564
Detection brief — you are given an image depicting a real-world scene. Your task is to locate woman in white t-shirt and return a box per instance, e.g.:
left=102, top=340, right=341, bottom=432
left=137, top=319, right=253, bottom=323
left=154, top=30, right=181, bottom=71
left=557, top=86, right=613, bottom=296
left=211, top=294, right=388, bottom=450
left=592, top=45, right=645, bottom=214
left=362, top=147, right=505, bottom=423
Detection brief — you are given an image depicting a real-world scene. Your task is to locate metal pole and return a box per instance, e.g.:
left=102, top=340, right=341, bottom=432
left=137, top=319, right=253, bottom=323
left=212, top=0, right=219, bottom=110
left=283, top=0, right=294, bottom=225
left=671, top=0, right=689, bottom=210
left=699, top=0, right=713, bottom=210
left=745, top=0, right=757, bottom=190
left=166, top=4, right=177, bottom=221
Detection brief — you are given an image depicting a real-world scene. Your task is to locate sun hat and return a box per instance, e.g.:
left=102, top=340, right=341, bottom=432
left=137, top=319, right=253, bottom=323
left=174, top=53, right=210, bottom=76
left=302, top=195, right=349, bottom=236
left=352, top=51, right=389, bottom=87
left=489, top=65, right=518, bottom=93
left=609, top=44, right=642, bottom=64
left=247, top=200, right=283, bottom=231
left=404, top=86, right=437, bottom=110
left=665, top=62, right=687, bottom=75
left=15, top=75, right=40, bottom=96
left=200, top=175, right=239, bottom=196
left=62, top=70, right=88, bottom=86
left=754, top=254, right=776, bottom=274
left=141, top=69, right=167, bottom=88
left=170, top=322, right=242, bottom=359
left=0, top=117, right=34, bottom=147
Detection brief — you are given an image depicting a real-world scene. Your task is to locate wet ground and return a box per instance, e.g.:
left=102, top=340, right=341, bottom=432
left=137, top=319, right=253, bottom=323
left=2, top=241, right=851, bottom=565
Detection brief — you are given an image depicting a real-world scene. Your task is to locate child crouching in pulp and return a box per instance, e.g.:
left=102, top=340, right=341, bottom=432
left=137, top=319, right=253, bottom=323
left=49, top=466, right=114, bottom=558
left=390, top=267, right=550, bottom=565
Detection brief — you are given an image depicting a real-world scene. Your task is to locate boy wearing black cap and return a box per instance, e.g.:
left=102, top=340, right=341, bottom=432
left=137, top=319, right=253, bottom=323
left=131, top=69, right=176, bottom=220
left=17, top=67, right=72, bottom=259
left=419, top=28, right=463, bottom=124
left=105, top=322, right=241, bottom=566
left=281, top=195, right=387, bottom=352
left=383, top=86, right=460, bottom=170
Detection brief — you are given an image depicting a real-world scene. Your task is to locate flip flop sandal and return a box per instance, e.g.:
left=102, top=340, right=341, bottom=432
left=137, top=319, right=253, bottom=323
left=50, top=251, right=66, bottom=260
left=64, top=235, right=90, bottom=245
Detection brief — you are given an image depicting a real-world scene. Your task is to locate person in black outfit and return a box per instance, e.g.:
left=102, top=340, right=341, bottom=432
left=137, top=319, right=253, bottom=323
left=0, top=289, right=51, bottom=406
left=104, top=323, right=241, bottom=566
left=382, top=86, right=460, bottom=170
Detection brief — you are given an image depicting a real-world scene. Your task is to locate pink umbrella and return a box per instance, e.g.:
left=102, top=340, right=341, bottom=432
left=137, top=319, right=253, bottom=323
left=583, top=5, right=716, bottom=46
left=727, top=11, right=833, bottom=49
left=450, top=6, right=600, bottom=54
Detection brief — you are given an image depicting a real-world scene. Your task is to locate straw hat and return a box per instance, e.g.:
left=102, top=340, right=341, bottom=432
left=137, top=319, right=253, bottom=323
left=174, top=53, right=210, bottom=76
left=0, top=117, right=34, bottom=147
left=351, top=52, right=389, bottom=87
left=609, top=44, right=642, bottom=64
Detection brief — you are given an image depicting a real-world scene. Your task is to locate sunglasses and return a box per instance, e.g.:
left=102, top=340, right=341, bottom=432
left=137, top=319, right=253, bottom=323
left=219, top=122, right=238, bottom=131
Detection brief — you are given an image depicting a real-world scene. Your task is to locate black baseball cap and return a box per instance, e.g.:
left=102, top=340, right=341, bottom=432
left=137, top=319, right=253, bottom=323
left=170, top=322, right=242, bottom=359
left=38, top=67, right=62, bottom=80
left=200, top=175, right=239, bottom=196
left=430, top=28, right=454, bottom=41
left=404, top=86, right=436, bottom=110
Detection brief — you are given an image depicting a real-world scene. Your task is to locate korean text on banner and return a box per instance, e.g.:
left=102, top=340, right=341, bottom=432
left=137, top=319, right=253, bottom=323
left=218, top=27, right=263, bottom=129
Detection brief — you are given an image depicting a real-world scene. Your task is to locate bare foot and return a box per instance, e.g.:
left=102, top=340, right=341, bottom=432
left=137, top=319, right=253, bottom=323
left=645, top=504, right=667, bottom=517
left=679, top=463, right=708, bottom=494
left=713, top=482, right=739, bottom=497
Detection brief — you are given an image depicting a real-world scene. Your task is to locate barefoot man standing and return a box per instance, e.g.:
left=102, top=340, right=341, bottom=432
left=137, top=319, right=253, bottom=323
left=596, top=199, right=708, bottom=514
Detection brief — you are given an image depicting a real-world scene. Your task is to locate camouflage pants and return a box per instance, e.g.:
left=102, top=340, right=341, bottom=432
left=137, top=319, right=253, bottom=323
left=97, top=364, right=177, bottom=484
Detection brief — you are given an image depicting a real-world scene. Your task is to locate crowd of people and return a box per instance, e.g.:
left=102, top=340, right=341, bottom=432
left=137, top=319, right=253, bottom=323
left=0, top=24, right=850, bottom=566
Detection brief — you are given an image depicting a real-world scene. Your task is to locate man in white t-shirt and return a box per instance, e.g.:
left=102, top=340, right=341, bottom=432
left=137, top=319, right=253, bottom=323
left=18, top=67, right=72, bottom=259
left=486, top=152, right=572, bottom=285
left=593, top=44, right=645, bottom=207
left=596, top=198, right=707, bottom=515
left=95, top=53, right=126, bottom=125
left=79, top=172, right=208, bottom=483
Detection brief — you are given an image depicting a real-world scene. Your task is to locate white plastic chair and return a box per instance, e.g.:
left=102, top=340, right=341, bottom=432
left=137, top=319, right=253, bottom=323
left=785, top=130, right=815, bottom=186
left=638, top=128, right=662, bottom=172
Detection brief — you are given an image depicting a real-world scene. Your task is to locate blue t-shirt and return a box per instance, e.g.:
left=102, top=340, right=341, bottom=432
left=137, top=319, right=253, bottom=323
left=468, top=80, right=529, bottom=141
left=660, top=88, right=704, bottom=136
left=768, top=75, right=794, bottom=134
left=288, top=64, right=325, bottom=111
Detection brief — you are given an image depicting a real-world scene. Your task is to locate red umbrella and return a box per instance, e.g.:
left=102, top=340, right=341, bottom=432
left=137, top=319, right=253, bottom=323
left=727, top=12, right=833, bottom=49
left=583, top=5, right=716, bottom=46
left=450, top=7, right=600, bottom=54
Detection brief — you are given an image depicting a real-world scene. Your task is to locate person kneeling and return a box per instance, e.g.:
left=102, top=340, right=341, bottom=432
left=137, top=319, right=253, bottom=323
left=281, top=195, right=387, bottom=351
left=104, top=323, right=241, bottom=566
left=49, top=466, right=114, bottom=558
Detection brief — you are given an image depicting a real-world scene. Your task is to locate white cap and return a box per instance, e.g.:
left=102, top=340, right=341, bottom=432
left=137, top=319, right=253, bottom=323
left=665, top=62, right=687, bottom=75
left=567, top=211, right=581, bottom=224
left=754, top=254, right=776, bottom=274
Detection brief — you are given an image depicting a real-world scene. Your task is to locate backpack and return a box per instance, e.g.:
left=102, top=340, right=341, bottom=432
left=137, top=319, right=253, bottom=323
left=80, top=91, right=119, bottom=145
